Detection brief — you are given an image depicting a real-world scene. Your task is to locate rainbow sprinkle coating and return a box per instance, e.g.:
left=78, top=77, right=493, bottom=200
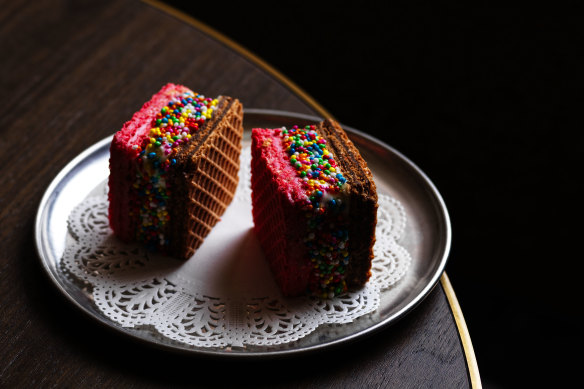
left=130, top=91, right=218, bottom=250
left=278, top=125, right=349, bottom=298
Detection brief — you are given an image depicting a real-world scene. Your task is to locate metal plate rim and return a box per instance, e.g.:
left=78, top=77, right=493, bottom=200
left=35, top=108, right=451, bottom=358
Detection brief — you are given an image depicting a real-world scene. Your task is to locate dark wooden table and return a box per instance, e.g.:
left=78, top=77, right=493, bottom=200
left=0, top=1, right=480, bottom=387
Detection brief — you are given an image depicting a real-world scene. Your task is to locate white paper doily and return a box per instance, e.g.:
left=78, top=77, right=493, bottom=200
left=61, top=150, right=411, bottom=348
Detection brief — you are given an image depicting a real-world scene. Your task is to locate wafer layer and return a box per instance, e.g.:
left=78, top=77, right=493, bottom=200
left=168, top=98, right=243, bottom=258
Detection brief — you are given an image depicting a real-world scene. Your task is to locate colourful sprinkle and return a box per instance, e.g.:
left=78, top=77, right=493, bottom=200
left=131, top=91, right=218, bottom=250
left=279, top=125, right=349, bottom=297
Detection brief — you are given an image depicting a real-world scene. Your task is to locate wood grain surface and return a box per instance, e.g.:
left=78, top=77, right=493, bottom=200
left=0, top=1, right=473, bottom=387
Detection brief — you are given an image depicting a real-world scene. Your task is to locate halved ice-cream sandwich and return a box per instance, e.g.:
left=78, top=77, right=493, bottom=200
left=251, top=119, right=378, bottom=297
left=108, top=83, right=243, bottom=259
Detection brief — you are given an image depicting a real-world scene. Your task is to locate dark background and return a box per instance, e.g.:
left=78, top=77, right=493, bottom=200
left=164, top=3, right=582, bottom=388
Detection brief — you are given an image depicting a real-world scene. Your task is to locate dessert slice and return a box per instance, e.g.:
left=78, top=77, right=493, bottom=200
left=251, top=119, right=377, bottom=297
left=108, top=83, right=244, bottom=259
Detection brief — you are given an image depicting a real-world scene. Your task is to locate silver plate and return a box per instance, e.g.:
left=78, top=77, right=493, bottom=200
left=35, top=109, right=451, bottom=357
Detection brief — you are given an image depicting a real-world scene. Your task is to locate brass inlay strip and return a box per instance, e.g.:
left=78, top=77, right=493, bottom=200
left=142, top=0, right=333, bottom=120
left=441, top=273, right=482, bottom=388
